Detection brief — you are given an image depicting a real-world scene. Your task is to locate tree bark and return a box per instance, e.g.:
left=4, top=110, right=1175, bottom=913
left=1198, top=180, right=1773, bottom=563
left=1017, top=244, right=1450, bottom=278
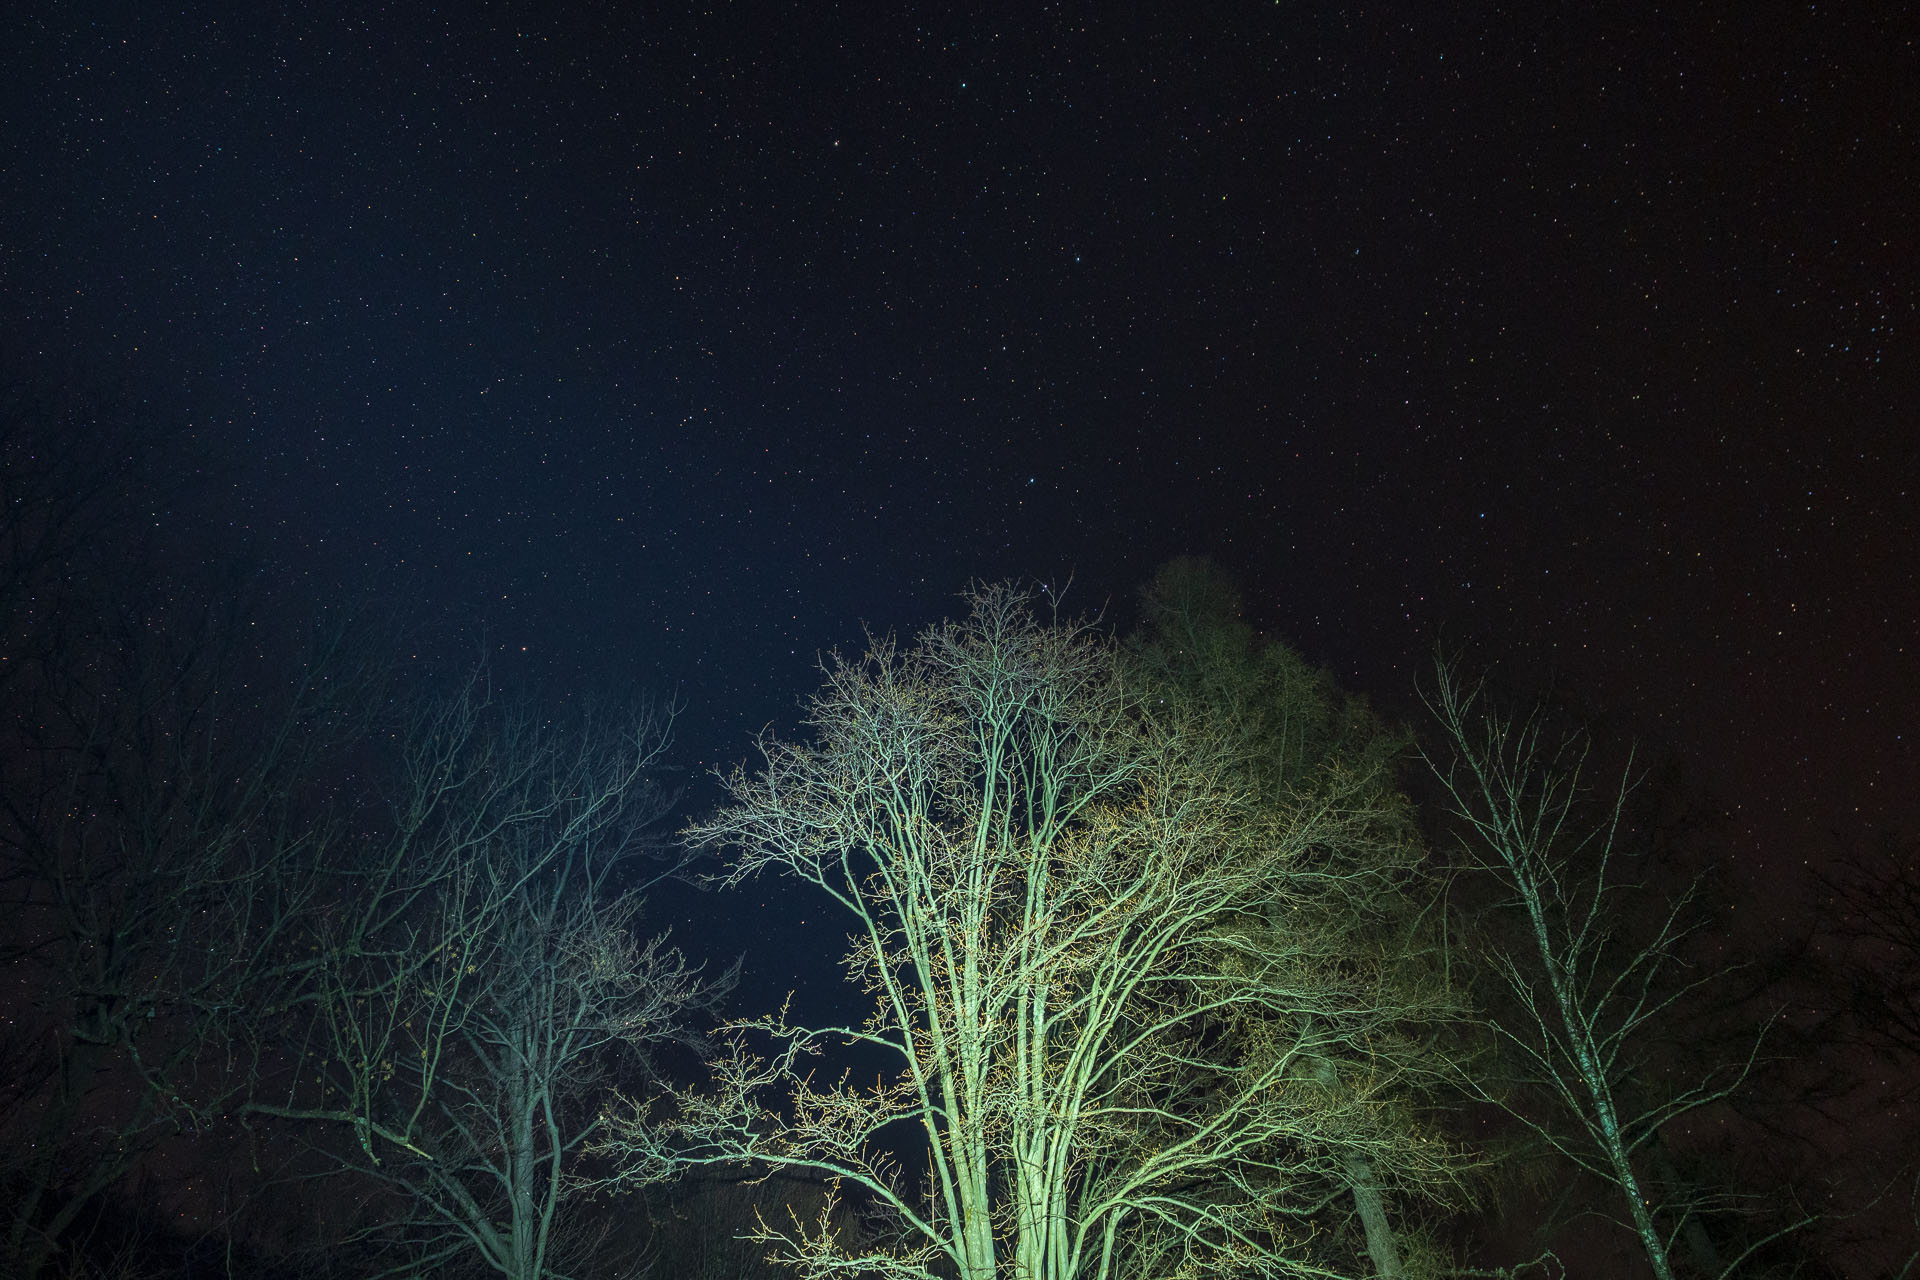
left=1345, top=1152, right=1406, bottom=1280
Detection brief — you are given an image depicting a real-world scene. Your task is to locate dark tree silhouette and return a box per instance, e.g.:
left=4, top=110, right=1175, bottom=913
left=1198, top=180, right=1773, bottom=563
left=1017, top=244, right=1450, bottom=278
left=246, top=675, right=727, bottom=1280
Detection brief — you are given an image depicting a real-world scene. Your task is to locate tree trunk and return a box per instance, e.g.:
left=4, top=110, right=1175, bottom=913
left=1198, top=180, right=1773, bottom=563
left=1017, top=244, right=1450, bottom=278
left=1345, top=1152, right=1406, bottom=1280
left=1305, top=1050, right=1406, bottom=1280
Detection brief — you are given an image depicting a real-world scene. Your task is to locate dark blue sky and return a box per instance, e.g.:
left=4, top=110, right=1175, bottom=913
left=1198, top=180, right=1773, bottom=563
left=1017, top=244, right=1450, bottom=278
left=3, top=0, right=1915, bottom=936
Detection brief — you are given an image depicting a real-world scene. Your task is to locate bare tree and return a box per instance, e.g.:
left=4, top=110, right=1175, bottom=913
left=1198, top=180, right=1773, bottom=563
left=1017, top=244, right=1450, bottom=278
left=599, top=585, right=1470, bottom=1280
left=1422, top=663, right=1806, bottom=1280
left=247, top=677, right=723, bottom=1280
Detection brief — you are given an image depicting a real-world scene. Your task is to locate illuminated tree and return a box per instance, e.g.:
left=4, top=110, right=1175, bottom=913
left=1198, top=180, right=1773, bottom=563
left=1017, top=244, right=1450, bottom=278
left=599, top=584, right=1469, bottom=1280
left=1132, top=559, right=1472, bottom=1279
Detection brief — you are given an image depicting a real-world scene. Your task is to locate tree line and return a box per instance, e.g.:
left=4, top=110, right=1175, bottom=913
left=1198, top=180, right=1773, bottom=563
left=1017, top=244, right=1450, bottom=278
left=1, top=391, right=1911, bottom=1279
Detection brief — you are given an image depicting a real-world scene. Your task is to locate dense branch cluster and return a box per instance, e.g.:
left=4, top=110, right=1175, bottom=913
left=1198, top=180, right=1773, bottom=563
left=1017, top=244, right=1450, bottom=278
left=598, top=576, right=1472, bottom=1280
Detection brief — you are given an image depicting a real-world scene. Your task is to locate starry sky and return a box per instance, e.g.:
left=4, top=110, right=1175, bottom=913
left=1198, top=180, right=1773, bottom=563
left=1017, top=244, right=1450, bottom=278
left=2, top=0, right=1915, bottom=956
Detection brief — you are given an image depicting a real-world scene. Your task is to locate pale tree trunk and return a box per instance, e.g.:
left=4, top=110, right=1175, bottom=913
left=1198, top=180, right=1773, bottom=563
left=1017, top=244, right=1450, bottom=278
left=1527, top=889, right=1677, bottom=1280
left=1304, top=1049, right=1406, bottom=1279
left=1597, top=1114, right=1675, bottom=1280
left=1344, top=1152, right=1406, bottom=1280
left=511, top=1097, right=538, bottom=1280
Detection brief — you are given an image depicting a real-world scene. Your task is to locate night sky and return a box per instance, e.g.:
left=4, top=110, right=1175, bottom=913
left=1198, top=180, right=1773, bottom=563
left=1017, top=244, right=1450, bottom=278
left=3, top=2, right=1915, bottom=967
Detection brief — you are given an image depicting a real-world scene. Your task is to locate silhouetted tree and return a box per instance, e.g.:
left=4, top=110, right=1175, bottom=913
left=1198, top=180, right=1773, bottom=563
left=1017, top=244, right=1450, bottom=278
left=0, top=383, right=378, bottom=1277
left=0, top=571, right=374, bottom=1277
left=247, top=673, right=725, bottom=1280
left=1424, top=663, right=1808, bottom=1280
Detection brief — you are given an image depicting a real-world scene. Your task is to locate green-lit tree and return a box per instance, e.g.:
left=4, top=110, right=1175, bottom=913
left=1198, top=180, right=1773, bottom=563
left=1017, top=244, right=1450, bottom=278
left=1131, top=559, right=1474, bottom=1278
left=598, top=583, right=1470, bottom=1280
